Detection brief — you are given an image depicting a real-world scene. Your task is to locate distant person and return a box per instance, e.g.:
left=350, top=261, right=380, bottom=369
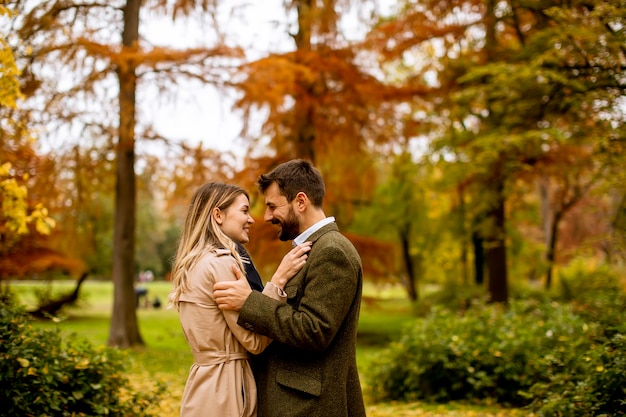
left=168, top=182, right=310, bottom=417
left=134, top=286, right=148, bottom=308
left=214, top=160, right=366, bottom=417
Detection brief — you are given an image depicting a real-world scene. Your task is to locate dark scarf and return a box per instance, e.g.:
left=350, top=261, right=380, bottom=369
left=236, top=243, right=264, bottom=292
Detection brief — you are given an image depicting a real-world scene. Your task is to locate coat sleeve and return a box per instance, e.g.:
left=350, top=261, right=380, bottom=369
left=237, top=241, right=360, bottom=352
left=210, top=256, right=280, bottom=355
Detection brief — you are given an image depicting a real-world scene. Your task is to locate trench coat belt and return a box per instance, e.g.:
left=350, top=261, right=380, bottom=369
left=192, top=349, right=248, bottom=366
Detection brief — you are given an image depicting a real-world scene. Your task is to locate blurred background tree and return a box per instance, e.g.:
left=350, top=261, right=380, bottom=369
left=3, top=0, right=244, bottom=347
left=364, top=0, right=626, bottom=301
left=0, top=8, right=58, bottom=278
left=1, top=0, right=624, bottom=347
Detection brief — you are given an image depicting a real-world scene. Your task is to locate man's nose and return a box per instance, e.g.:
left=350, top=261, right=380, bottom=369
left=264, top=209, right=272, bottom=223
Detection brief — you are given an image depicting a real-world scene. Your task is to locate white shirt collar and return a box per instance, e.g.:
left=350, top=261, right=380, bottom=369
left=293, top=216, right=335, bottom=247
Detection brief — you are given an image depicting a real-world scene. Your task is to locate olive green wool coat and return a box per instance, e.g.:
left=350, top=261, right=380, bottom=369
left=238, top=222, right=366, bottom=417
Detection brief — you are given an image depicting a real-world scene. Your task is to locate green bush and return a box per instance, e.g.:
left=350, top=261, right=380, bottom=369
left=0, top=296, right=165, bottom=416
left=420, top=282, right=488, bottom=314
left=528, top=331, right=626, bottom=416
left=558, top=261, right=626, bottom=338
left=366, top=300, right=599, bottom=406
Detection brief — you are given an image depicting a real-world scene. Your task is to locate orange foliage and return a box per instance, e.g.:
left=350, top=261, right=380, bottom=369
left=76, top=37, right=243, bottom=73
left=233, top=45, right=413, bottom=224
left=343, top=232, right=398, bottom=283
left=0, top=246, right=85, bottom=279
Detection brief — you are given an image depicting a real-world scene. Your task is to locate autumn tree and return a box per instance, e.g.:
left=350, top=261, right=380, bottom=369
left=366, top=0, right=625, bottom=302
left=0, top=7, right=56, bottom=277
left=153, top=142, right=237, bottom=278
left=221, top=0, right=426, bottom=289
left=6, top=0, right=243, bottom=347
left=351, top=151, right=448, bottom=301
left=233, top=0, right=409, bottom=227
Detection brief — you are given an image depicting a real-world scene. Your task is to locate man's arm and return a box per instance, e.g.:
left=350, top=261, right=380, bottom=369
left=213, top=264, right=252, bottom=311
left=214, top=242, right=311, bottom=310
left=237, top=242, right=361, bottom=352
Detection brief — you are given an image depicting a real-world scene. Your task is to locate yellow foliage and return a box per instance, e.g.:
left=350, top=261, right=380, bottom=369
left=0, top=20, right=54, bottom=250
left=0, top=162, right=56, bottom=249
left=0, top=7, right=23, bottom=108
left=74, top=358, right=90, bottom=370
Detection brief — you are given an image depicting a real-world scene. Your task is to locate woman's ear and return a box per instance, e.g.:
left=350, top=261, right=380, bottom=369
left=212, top=207, right=223, bottom=225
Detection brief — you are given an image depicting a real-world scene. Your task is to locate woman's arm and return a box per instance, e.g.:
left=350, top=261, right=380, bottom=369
left=267, top=242, right=312, bottom=290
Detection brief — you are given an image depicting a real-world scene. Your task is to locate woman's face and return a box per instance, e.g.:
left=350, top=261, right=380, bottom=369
left=218, top=193, right=254, bottom=244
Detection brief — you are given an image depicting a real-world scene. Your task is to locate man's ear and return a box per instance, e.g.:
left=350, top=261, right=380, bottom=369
left=294, top=192, right=308, bottom=213
left=212, top=207, right=223, bottom=225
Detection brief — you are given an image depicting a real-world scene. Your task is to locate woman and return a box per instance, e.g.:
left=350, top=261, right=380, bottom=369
left=169, top=182, right=311, bottom=417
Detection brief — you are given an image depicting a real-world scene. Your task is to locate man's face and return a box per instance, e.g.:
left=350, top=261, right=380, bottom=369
left=263, top=182, right=300, bottom=241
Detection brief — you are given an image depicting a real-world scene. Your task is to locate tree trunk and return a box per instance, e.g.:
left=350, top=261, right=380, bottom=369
left=461, top=235, right=468, bottom=285
left=483, top=0, right=508, bottom=304
left=539, top=177, right=551, bottom=283
left=472, top=231, right=485, bottom=285
left=29, top=272, right=89, bottom=319
left=293, top=0, right=317, bottom=162
left=471, top=209, right=486, bottom=285
left=458, top=186, right=469, bottom=285
left=400, top=227, right=418, bottom=301
left=544, top=210, right=561, bottom=290
left=486, top=178, right=508, bottom=303
left=543, top=179, right=589, bottom=289
left=108, top=0, right=143, bottom=348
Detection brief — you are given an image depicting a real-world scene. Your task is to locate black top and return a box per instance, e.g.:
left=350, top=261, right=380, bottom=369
left=236, top=243, right=264, bottom=292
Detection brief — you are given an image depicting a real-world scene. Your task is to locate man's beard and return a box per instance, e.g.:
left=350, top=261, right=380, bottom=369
left=275, top=206, right=300, bottom=241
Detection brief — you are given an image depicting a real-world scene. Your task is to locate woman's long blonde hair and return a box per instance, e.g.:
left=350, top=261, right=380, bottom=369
left=168, top=183, right=248, bottom=309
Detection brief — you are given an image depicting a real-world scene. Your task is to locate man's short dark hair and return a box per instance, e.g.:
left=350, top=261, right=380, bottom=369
left=257, top=159, right=325, bottom=207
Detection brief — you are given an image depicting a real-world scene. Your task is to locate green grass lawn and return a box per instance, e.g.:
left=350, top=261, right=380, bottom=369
left=9, top=280, right=532, bottom=416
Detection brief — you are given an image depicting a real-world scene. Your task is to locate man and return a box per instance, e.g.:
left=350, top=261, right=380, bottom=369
left=213, top=159, right=366, bottom=417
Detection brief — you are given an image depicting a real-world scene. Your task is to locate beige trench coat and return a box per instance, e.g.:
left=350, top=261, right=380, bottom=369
left=178, top=249, right=283, bottom=417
